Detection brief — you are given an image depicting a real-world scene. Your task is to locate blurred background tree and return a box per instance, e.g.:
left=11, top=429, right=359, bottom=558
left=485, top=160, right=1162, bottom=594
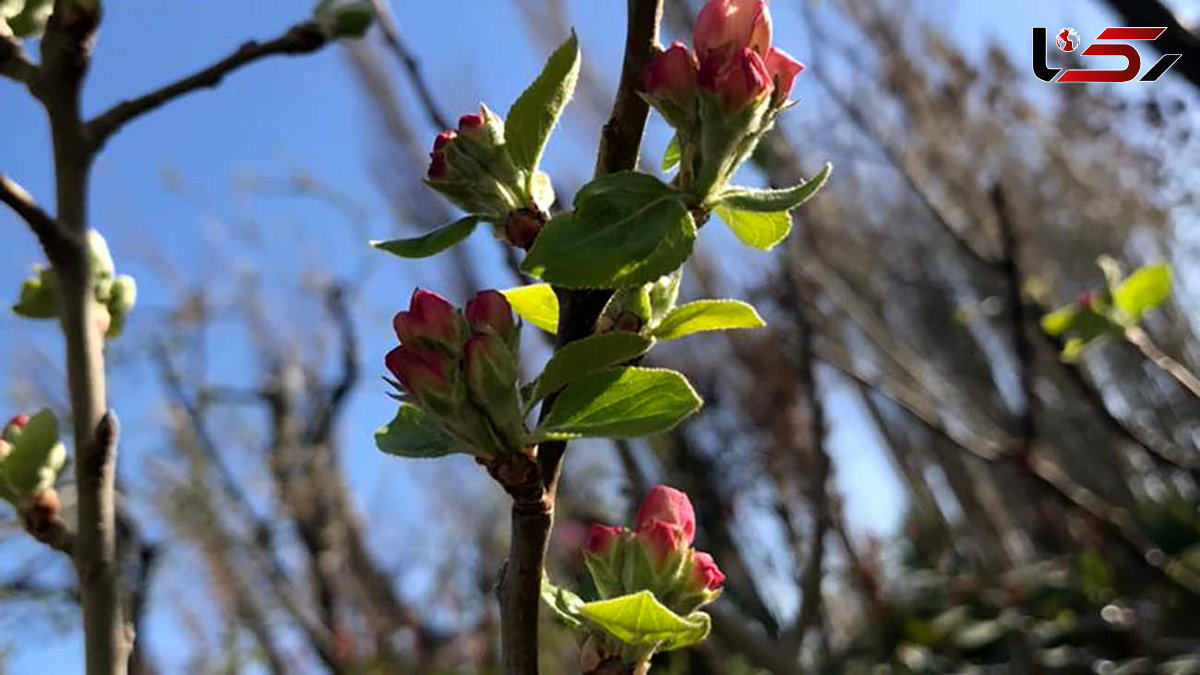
left=2, top=0, right=1200, bottom=672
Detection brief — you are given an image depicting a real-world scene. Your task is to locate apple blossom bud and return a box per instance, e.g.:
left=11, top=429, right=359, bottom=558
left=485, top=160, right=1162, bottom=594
left=462, top=334, right=524, bottom=453
left=764, top=47, right=804, bottom=104
left=689, top=551, right=726, bottom=591
left=635, top=485, right=697, bottom=544
left=644, top=42, right=699, bottom=104
left=393, top=289, right=466, bottom=352
left=465, top=290, right=517, bottom=345
left=693, top=0, right=772, bottom=64
left=1078, top=291, right=1097, bottom=310
left=503, top=208, right=545, bottom=249
left=2, top=414, right=29, bottom=444
left=385, top=345, right=455, bottom=407
left=428, top=130, right=457, bottom=179
left=585, top=524, right=627, bottom=557
left=701, top=48, right=773, bottom=114
left=637, top=519, right=689, bottom=566
left=459, top=112, right=485, bottom=132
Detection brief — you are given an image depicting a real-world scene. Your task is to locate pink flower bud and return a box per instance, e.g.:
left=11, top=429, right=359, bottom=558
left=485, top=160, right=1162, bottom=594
left=428, top=130, right=457, bottom=179
left=385, top=345, right=453, bottom=402
left=393, top=289, right=464, bottom=351
left=459, top=113, right=485, bottom=131
left=643, top=42, right=699, bottom=103
left=2, top=414, right=28, bottom=444
left=764, top=47, right=804, bottom=103
left=1078, top=291, right=1097, bottom=310
left=693, top=0, right=772, bottom=64
left=700, top=48, right=773, bottom=114
left=585, top=524, right=626, bottom=556
left=690, top=551, right=726, bottom=590
left=637, top=519, right=689, bottom=565
left=635, top=486, right=697, bottom=543
left=465, top=290, right=516, bottom=343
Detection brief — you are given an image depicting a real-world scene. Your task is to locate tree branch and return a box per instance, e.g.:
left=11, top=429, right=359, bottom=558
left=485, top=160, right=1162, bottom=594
left=366, top=0, right=452, bottom=130
left=0, top=33, right=38, bottom=85
left=1124, top=325, right=1200, bottom=403
left=0, top=173, right=73, bottom=258
left=86, top=22, right=327, bottom=151
left=497, top=2, right=662, bottom=673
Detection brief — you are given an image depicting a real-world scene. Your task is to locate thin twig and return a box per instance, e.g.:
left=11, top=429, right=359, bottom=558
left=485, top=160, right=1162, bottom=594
left=367, top=0, right=452, bottom=130
left=0, top=173, right=73, bottom=257
left=86, top=22, right=328, bottom=151
left=1125, top=325, right=1200, bottom=403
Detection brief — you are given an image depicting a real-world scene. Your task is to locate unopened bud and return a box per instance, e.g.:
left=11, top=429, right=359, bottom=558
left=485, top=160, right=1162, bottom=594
left=385, top=346, right=455, bottom=409
left=465, top=290, right=517, bottom=345
left=393, top=289, right=467, bottom=352
left=693, top=0, right=772, bottom=64
left=764, top=47, right=804, bottom=105
left=700, top=47, right=773, bottom=114
left=688, top=550, right=726, bottom=591
left=503, top=208, right=545, bottom=250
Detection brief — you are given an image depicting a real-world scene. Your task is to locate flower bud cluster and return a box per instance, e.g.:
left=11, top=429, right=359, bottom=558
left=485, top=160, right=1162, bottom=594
left=0, top=413, right=66, bottom=515
left=642, top=0, right=803, bottom=201
left=584, top=486, right=725, bottom=616
left=385, top=289, right=526, bottom=458
left=426, top=106, right=553, bottom=248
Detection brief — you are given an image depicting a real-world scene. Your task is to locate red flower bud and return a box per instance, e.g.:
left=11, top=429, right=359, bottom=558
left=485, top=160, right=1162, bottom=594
left=637, top=519, right=689, bottom=565
left=690, top=551, right=726, bottom=590
left=393, top=289, right=464, bottom=351
left=764, top=47, right=804, bottom=103
left=701, top=48, right=773, bottom=114
left=428, top=130, right=457, bottom=179
left=693, top=0, right=772, bottom=64
left=5, top=415, right=29, bottom=432
left=385, top=346, right=453, bottom=402
left=1078, top=291, right=1097, bottom=310
left=635, top=485, right=697, bottom=544
left=644, top=42, right=699, bottom=103
left=459, top=113, right=485, bottom=131
left=465, top=290, right=516, bottom=343
left=585, top=524, right=626, bottom=556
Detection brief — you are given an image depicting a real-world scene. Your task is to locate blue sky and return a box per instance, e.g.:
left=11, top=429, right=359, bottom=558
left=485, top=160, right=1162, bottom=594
left=0, top=0, right=1190, bottom=670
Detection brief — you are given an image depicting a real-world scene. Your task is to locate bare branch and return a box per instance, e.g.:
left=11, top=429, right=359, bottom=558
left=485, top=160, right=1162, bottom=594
left=367, top=0, right=452, bottom=130
left=0, top=173, right=73, bottom=258
left=0, top=33, right=38, bottom=85
left=86, top=22, right=328, bottom=151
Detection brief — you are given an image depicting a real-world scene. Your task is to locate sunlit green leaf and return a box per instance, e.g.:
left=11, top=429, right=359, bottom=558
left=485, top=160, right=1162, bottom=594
left=501, top=283, right=559, bottom=334
left=533, top=367, right=701, bottom=440
left=531, top=333, right=653, bottom=403
left=523, top=172, right=695, bottom=288
left=662, top=135, right=681, bottom=172
left=713, top=205, right=792, bottom=250
left=505, top=31, right=581, bottom=174
left=1114, top=263, right=1172, bottom=319
left=653, top=299, right=764, bottom=340
left=578, top=591, right=711, bottom=652
left=712, top=162, right=831, bottom=212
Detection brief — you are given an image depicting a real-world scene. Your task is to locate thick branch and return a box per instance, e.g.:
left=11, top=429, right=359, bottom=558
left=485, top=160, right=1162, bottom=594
left=86, top=22, right=327, bottom=151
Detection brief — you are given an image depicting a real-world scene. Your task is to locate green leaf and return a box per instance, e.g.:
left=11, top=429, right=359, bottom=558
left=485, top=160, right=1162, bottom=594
left=533, top=367, right=701, bottom=440
left=1040, top=305, right=1077, bottom=337
left=653, top=300, right=765, bottom=340
left=505, top=31, right=581, bottom=173
left=522, top=172, right=696, bottom=289
left=713, top=205, right=792, bottom=250
left=531, top=333, right=653, bottom=403
left=713, top=162, right=832, bottom=212
left=662, top=135, right=681, bottom=172
left=501, top=284, right=559, bottom=334
left=375, top=404, right=460, bottom=459
left=578, top=591, right=712, bottom=652
left=1114, top=263, right=1172, bottom=319
left=541, top=577, right=586, bottom=629
left=0, top=409, right=65, bottom=496
left=12, top=265, right=59, bottom=320
left=372, top=216, right=482, bottom=259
